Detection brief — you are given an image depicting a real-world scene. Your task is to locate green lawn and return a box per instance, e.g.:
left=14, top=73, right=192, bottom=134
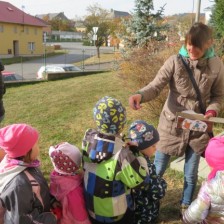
left=2, top=72, right=133, bottom=174
left=2, top=71, right=186, bottom=224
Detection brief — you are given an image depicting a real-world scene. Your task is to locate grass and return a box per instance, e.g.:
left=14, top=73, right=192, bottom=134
left=74, top=51, right=121, bottom=66
left=2, top=72, right=132, bottom=177
left=2, top=52, right=206, bottom=223
left=1, top=71, right=195, bottom=223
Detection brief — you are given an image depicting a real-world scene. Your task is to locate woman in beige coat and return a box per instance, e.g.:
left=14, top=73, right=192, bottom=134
left=129, top=22, right=224, bottom=213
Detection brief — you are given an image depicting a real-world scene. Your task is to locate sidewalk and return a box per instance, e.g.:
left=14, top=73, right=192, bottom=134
left=170, top=156, right=209, bottom=179
left=83, top=62, right=114, bottom=71
left=171, top=133, right=224, bottom=178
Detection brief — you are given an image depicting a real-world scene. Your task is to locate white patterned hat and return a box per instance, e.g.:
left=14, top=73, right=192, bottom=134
left=49, top=142, right=81, bottom=175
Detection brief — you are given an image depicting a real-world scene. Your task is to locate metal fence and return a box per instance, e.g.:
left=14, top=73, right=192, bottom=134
left=2, top=45, right=116, bottom=81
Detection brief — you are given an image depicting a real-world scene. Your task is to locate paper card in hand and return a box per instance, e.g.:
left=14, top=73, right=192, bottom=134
left=176, top=112, right=214, bottom=132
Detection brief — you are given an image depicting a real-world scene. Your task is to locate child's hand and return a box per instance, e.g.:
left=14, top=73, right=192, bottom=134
left=51, top=207, right=62, bottom=220
left=51, top=201, right=62, bottom=220
left=204, top=110, right=216, bottom=119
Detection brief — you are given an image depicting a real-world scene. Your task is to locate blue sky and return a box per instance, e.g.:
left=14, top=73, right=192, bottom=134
left=8, top=0, right=214, bottom=19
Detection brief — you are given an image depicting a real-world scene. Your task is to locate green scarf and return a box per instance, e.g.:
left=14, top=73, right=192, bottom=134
left=179, top=45, right=215, bottom=59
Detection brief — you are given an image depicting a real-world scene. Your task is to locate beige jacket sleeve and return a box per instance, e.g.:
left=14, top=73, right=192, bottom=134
left=139, top=55, right=174, bottom=103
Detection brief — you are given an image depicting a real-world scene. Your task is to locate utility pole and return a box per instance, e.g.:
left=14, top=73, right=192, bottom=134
left=43, top=33, right=47, bottom=75
left=21, top=5, right=25, bottom=32
left=195, top=0, right=201, bottom=22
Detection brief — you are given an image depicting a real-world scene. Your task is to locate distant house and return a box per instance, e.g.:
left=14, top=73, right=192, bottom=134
left=37, top=13, right=83, bottom=41
left=0, top=1, right=48, bottom=57
left=106, top=9, right=131, bottom=48
left=108, top=9, right=131, bottom=19
left=35, top=12, right=70, bottom=22
left=75, top=21, right=86, bottom=33
left=36, top=12, right=78, bottom=39
left=35, top=16, right=51, bottom=36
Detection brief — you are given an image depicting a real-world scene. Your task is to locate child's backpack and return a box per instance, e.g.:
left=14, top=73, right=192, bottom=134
left=0, top=170, right=44, bottom=224
left=0, top=200, right=5, bottom=224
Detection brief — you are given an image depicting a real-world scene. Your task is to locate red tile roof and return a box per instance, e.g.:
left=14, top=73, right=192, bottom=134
left=0, top=1, right=47, bottom=27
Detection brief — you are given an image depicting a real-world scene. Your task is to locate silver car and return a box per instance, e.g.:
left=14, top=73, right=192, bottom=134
left=36, top=64, right=81, bottom=79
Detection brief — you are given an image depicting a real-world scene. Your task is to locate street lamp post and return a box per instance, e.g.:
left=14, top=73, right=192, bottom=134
left=21, top=5, right=25, bottom=79
left=82, top=49, right=85, bottom=71
left=21, top=5, right=25, bottom=32
left=43, top=33, right=47, bottom=75
left=195, top=0, right=201, bottom=22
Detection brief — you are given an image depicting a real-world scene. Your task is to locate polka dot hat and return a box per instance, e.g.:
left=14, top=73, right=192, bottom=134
left=49, top=142, right=82, bottom=175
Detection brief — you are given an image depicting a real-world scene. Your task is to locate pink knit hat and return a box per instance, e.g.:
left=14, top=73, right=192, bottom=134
left=0, top=124, right=39, bottom=158
left=205, top=136, right=224, bottom=180
left=49, top=142, right=82, bottom=175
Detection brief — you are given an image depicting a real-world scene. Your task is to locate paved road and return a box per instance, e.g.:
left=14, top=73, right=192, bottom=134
left=4, top=42, right=115, bottom=80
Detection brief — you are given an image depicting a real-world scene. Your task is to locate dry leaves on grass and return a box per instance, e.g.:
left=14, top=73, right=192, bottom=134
left=157, top=170, right=184, bottom=224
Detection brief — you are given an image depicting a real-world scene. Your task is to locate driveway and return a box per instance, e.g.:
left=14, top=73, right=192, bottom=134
left=4, top=42, right=115, bottom=80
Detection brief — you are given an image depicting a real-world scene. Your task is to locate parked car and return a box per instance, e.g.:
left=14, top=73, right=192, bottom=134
left=1, top=71, right=22, bottom=82
left=36, top=64, right=81, bottom=79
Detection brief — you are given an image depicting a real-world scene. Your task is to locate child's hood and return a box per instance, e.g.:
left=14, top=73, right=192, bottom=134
left=82, top=128, right=124, bottom=163
left=0, top=156, right=27, bottom=192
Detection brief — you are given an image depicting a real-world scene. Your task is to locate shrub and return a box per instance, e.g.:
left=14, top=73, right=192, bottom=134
left=118, top=44, right=180, bottom=121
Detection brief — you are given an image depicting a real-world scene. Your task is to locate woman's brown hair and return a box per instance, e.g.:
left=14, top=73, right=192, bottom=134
left=185, top=22, right=213, bottom=50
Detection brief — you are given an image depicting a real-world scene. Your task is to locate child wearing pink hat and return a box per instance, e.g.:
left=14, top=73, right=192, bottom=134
left=0, top=124, right=57, bottom=224
left=182, top=136, right=224, bottom=224
left=49, top=142, right=91, bottom=224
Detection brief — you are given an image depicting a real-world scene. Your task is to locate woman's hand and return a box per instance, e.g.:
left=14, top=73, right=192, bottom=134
left=204, top=110, right=217, bottom=119
left=129, top=94, right=142, bottom=110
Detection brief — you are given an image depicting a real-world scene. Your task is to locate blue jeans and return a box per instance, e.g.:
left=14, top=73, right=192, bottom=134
left=154, top=146, right=200, bottom=205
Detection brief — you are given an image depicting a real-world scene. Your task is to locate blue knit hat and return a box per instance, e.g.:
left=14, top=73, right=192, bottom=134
left=128, top=120, right=159, bottom=151
left=93, top=96, right=126, bottom=134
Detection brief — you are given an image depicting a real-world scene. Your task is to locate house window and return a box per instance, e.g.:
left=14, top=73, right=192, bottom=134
left=28, top=42, right=35, bottom=51
left=25, top=27, right=29, bottom=34
left=14, top=26, right=17, bottom=33
left=0, top=25, right=4, bottom=32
